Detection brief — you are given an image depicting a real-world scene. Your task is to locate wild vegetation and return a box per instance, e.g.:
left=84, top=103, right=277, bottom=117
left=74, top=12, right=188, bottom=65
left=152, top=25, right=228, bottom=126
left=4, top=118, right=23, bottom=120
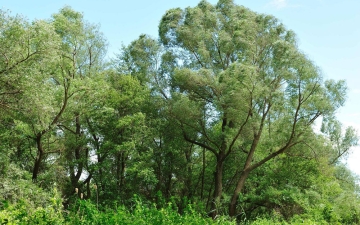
left=0, top=0, right=359, bottom=224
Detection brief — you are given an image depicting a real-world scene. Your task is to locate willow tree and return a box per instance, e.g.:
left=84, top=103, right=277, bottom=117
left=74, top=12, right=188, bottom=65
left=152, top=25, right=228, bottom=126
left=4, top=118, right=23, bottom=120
left=159, top=0, right=347, bottom=217
left=0, top=10, right=59, bottom=114
left=114, top=35, right=195, bottom=202
left=50, top=6, right=107, bottom=195
left=1, top=6, right=108, bottom=185
left=0, top=10, right=62, bottom=179
left=0, top=15, right=63, bottom=181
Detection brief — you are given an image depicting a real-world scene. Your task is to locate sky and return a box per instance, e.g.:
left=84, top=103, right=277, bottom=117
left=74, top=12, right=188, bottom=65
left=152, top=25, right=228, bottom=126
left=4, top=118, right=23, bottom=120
left=2, top=0, right=360, bottom=174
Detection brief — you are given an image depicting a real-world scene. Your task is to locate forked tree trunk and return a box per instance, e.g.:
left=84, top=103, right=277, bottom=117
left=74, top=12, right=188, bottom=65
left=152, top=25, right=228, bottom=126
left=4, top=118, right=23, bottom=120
left=228, top=131, right=262, bottom=217
left=228, top=140, right=297, bottom=217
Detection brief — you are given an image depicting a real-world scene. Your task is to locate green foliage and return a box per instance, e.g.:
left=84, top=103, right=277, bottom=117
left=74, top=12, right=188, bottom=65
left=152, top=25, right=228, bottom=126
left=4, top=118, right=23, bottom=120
left=64, top=196, right=235, bottom=225
left=0, top=200, right=64, bottom=225
left=0, top=174, right=64, bottom=225
left=0, top=1, right=359, bottom=225
left=0, top=164, right=54, bottom=207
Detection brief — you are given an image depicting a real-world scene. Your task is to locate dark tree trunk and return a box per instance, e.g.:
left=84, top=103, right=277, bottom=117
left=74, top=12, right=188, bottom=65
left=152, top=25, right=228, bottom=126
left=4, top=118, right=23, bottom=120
left=183, top=144, right=193, bottom=198
left=70, top=114, right=83, bottom=188
left=32, top=134, right=43, bottom=181
left=86, top=179, right=91, bottom=199
left=210, top=155, right=224, bottom=219
left=165, top=172, right=172, bottom=199
left=115, top=152, right=126, bottom=191
left=201, top=147, right=206, bottom=199
left=120, top=153, right=126, bottom=188
left=229, top=170, right=250, bottom=217
left=116, top=153, right=121, bottom=190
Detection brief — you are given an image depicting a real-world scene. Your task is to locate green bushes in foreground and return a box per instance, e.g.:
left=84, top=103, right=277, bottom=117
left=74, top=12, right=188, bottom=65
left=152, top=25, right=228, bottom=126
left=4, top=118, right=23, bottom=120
left=0, top=196, right=235, bottom=225
left=0, top=166, right=358, bottom=225
left=1, top=195, right=359, bottom=224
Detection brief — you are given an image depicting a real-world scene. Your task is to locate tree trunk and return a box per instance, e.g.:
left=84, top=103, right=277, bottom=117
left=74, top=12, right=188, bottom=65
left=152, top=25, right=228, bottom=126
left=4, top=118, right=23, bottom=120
left=32, top=134, right=43, bottom=181
left=165, top=173, right=172, bottom=199
left=210, top=156, right=224, bottom=219
left=201, top=147, right=205, bottom=199
left=183, top=144, right=193, bottom=198
left=229, top=169, right=250, bottom=217
left=228, top=131, right=261, bottom=217
left=116, top=152, right=121, bottom=190
left=120, top=153, right=126, bottom=188
left=71, top=114, right=83, bottom=187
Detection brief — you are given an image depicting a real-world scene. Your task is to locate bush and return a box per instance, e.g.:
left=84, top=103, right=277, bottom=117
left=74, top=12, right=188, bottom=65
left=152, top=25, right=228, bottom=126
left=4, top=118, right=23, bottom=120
left=65, top=195, right=236, bottom=225
left=0, top=195, right=64, bottom=225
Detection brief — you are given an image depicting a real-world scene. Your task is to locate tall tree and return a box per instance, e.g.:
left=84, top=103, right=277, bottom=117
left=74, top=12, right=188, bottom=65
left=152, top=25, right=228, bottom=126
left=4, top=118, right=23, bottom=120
left=50, top=6, right=107, bottom=195
left=0, top=10, right=61, bottom=179
left=113, top=35, right=179, bottom=202
left=159, top=0, right=347, bottom=217
left=2, top=6, right=108, bottom=185
left=0, top=10, right=59, bottom=114
left=0, top=19, right=64, bottom=181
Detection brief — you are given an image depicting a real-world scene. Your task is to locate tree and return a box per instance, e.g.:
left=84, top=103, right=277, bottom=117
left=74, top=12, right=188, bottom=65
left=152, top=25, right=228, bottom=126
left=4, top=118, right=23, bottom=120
left=1, top=3, right=359, bottom=223
left=50, top=6, right=107, bottom=196
left=87, top=72, right=152, bottom=202
left=0, top=10, right=58, bottom=114
left=0, top=6, right=108, bottom=187
left=321, top=117, right=358, bottom=165
left=113, top=35, right=183, bottom=202
left=0, top=12, right=61, bottom=178
left=0, top=17, right=63, bottom=181
left=159, top=0, right=347, bottom=217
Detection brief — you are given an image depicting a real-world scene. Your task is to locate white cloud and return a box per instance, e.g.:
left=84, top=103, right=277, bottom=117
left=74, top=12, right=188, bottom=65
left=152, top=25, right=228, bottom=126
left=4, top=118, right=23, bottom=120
left=269, top=0, right=288, bottom=9
left=267, top=0, right=301, bottom=9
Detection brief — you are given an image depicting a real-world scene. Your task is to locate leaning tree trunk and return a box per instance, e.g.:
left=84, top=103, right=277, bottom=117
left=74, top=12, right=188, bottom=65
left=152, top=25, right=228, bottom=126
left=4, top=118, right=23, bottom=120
left=228, top=132, right=262, bottom=217
left=228, top=133, right=297, bottom=217
left=229, top=169, right=250, bottom=217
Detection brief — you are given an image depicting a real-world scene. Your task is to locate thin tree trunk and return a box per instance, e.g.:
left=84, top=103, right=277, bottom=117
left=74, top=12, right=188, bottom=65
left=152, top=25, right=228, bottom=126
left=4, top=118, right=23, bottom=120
left=120, top=153, right=126, bottom=188
left=201, top=147, right=205, bottom=199
left=86, top=179, right=91, bottom=199
left=206, top=176, right=213, bottom=211
left=116, top=152, right=121, bottom=190
left=229, top=170, right=250, bottom=217
left=32, top=134, right=43, bottom=181
left=74, top=114, right=83, bottom=183
left=228, top=139, right=298, bottom=217
left=211, top=156, right=224, bottom=219
left=165, top=173, right=172, bottom=199
left=31, top=69, right=69, bottom=182
left=183, top=144, right=193, bottom=198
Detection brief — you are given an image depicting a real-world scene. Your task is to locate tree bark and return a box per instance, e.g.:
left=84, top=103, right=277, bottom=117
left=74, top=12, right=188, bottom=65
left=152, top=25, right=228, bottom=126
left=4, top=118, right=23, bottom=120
left=31, top=79, right=69, bottom=182
left=32, top=134, right=44, bottom=181
left=183, top=144, right=193, bottom=198
left=229, top=170, right=250, bottom=217
left=210, top=154, right=224, bottom=219
left=201, top=147, right=205, bottom=199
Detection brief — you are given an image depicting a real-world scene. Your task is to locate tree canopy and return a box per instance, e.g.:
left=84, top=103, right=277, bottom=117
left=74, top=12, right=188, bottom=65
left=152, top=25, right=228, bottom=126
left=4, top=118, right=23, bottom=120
left=0, top=1, right=359, bottom=224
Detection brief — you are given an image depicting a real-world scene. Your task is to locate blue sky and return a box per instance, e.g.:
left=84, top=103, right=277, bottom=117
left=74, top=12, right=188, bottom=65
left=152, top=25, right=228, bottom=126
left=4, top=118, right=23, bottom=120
left=2, top=0, right=360, bottom=174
